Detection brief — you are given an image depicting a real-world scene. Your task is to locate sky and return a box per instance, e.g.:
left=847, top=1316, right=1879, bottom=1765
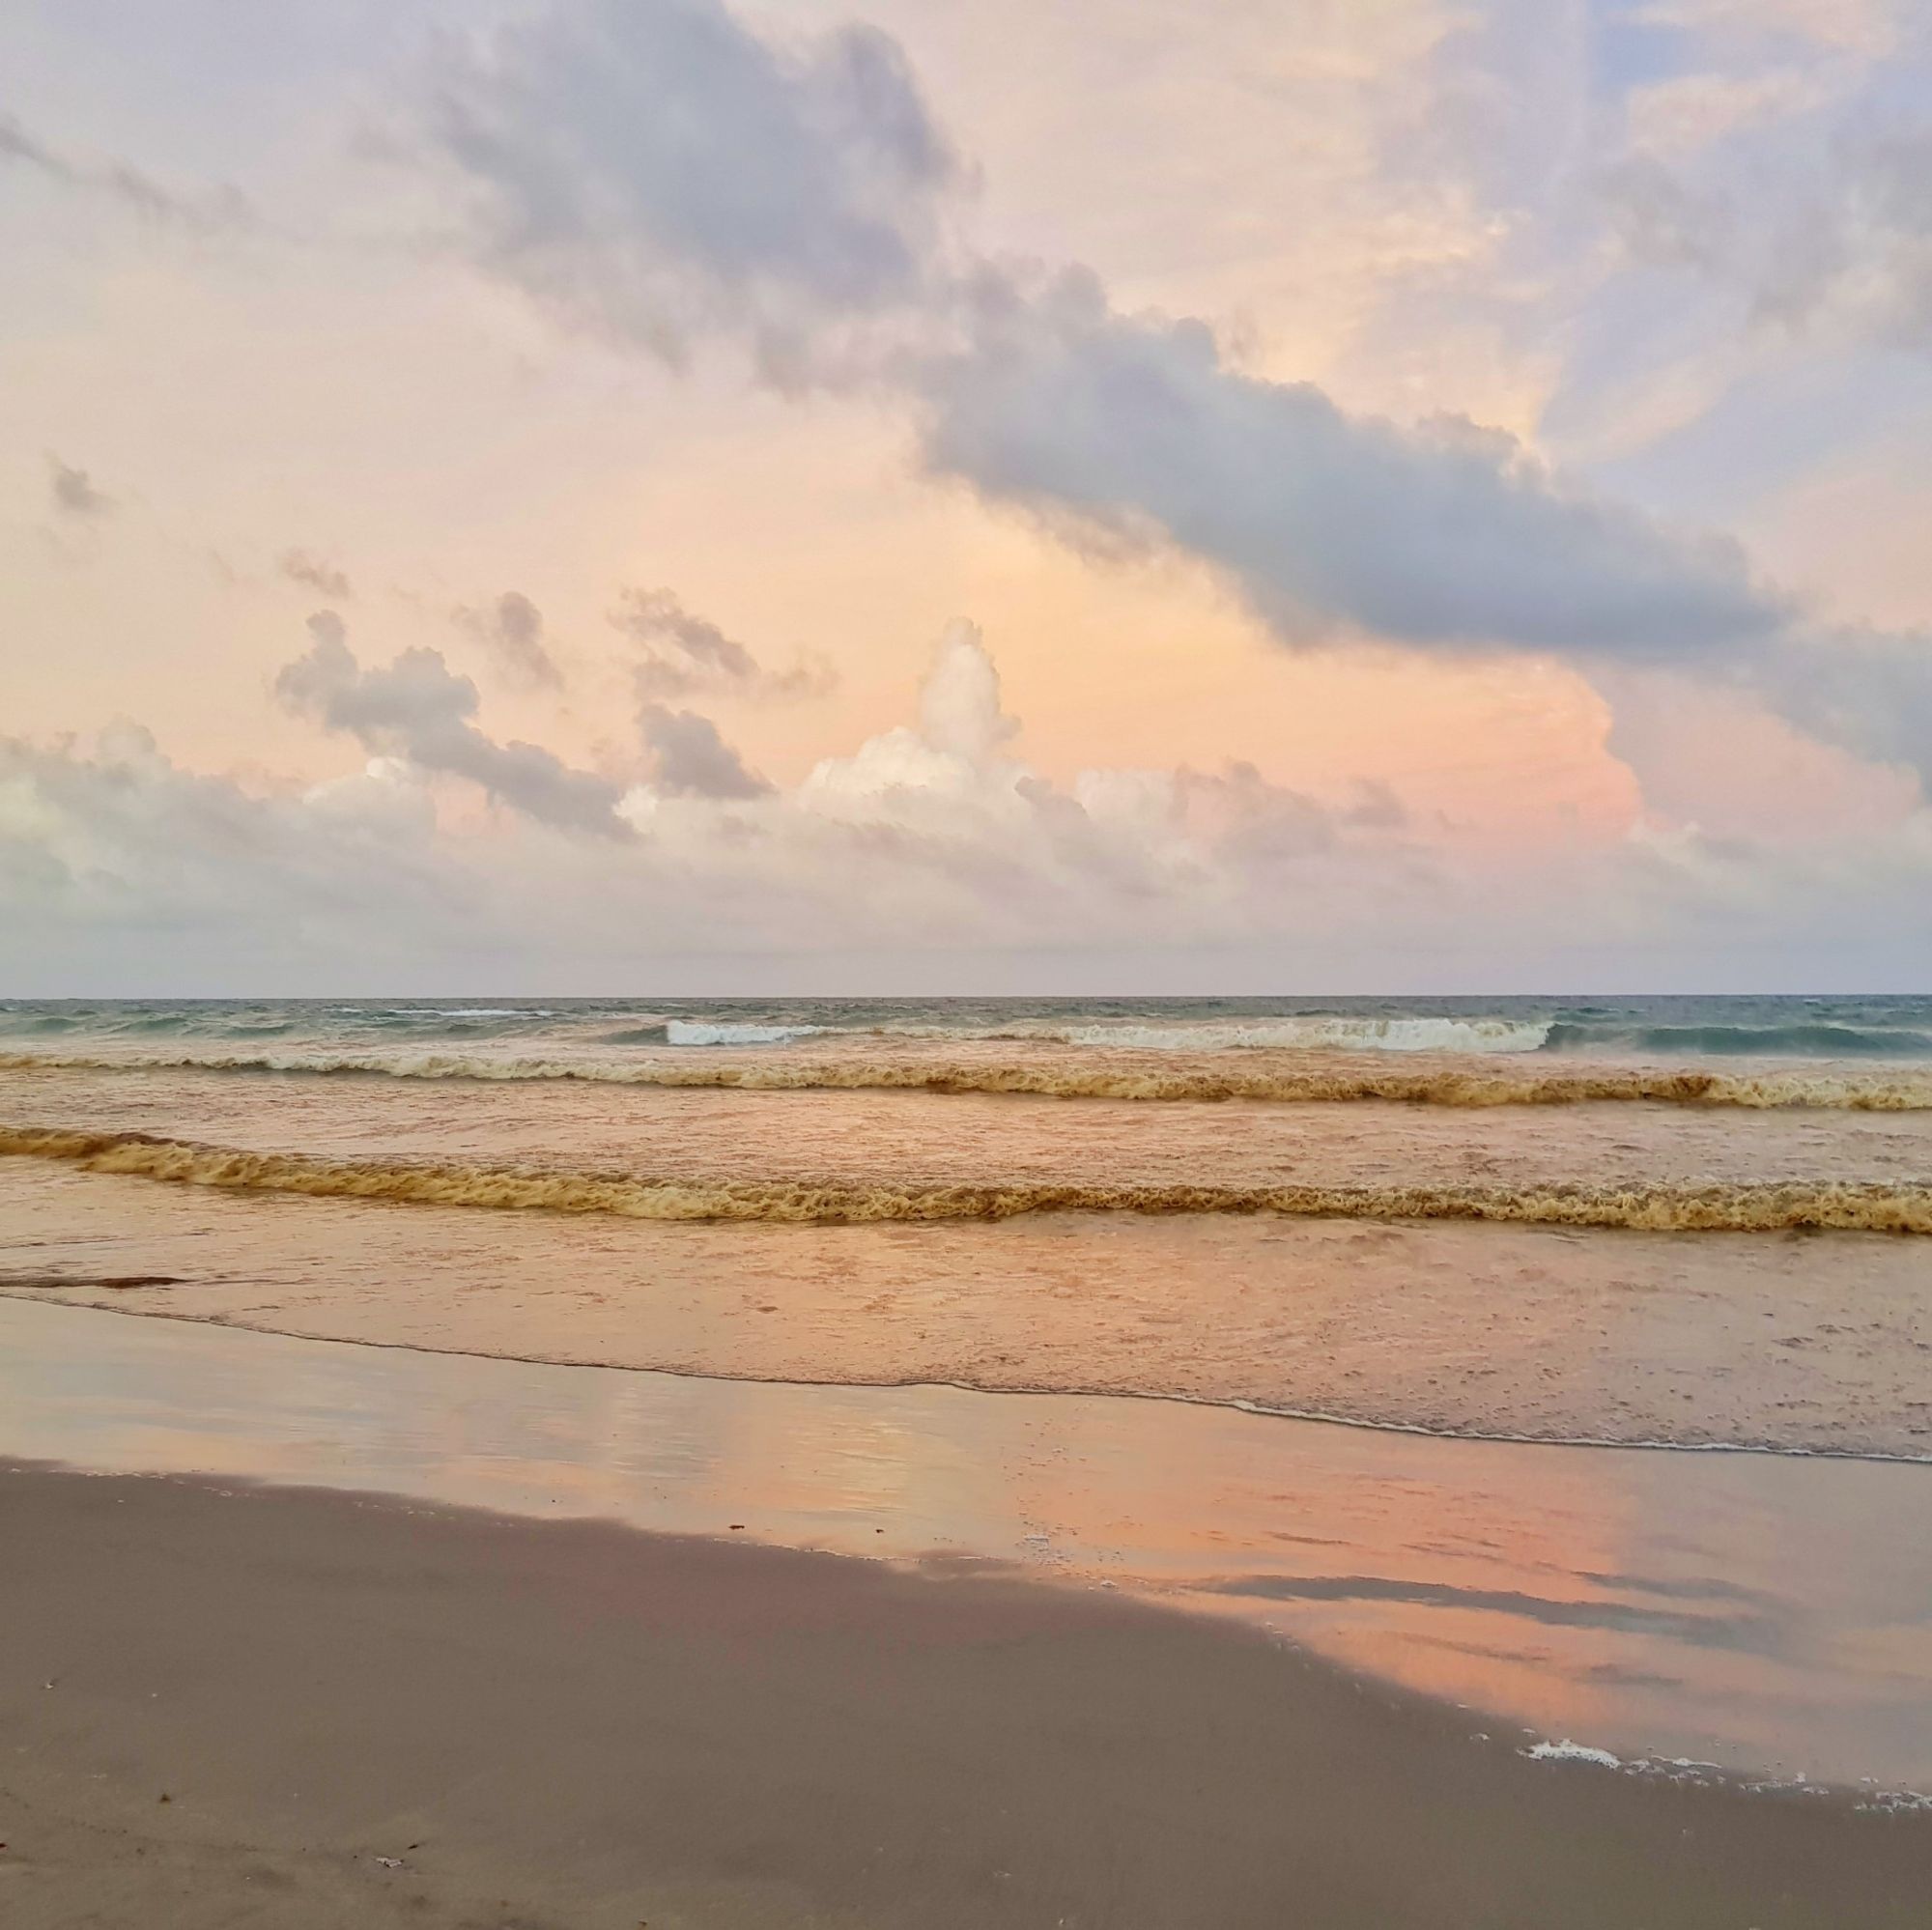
left=3, top=0, right=1931, bottom=994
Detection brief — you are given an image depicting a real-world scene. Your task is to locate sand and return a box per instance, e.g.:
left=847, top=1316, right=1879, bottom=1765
left=4, top=1462, right=1928, bottom=1929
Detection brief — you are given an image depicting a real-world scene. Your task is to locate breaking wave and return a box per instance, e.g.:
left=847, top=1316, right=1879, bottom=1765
left=664, top=1020, right=822, bottom=1046
left=7, top=1049, right=1932, bottom=1110
left=4, top=1124, right=1929, bottom=1232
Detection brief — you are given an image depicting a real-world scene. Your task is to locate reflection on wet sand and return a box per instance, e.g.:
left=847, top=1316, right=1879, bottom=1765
left=5, top=1295, right=1930, bottom=1794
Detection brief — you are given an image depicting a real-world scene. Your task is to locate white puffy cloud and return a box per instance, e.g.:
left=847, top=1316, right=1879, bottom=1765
left=915, top=619, right=1015, bottom=763
left=8, top=625, right=1932, bottom=989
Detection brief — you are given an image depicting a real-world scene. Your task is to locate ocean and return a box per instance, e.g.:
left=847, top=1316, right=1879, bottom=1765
left=4, top=993, right=1931, bottom=1460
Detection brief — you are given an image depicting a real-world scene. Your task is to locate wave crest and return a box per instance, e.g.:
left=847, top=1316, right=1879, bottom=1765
left=4, top=1124, right=1928, bottom=1233
left=664, top=1020, right=822, bottom=1046
left=7, top=1049, right=1932, bottom=1110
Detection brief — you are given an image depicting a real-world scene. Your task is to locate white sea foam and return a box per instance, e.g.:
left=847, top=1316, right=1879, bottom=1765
left=8, top=1047, right=1932, bottom=1109
left=664, top=1020, right=822, bottom=1047
left=8, top=1125, right=1929, bottom=1233
left=1523, top=1739, right=1624, bottom=1769
left=1054, top=1017, right=1553, bottom=1054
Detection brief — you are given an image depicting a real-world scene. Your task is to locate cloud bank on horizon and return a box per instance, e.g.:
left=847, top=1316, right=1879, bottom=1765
left=3, top=0, right=1931, bottom=990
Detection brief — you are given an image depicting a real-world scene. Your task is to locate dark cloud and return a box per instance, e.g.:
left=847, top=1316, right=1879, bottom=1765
left=1, top=111, right=253, bottom=233
left=922, top=270, right=1791, bottom=661
left=1345, top=779, right=1410, bottom=832
left=47, top=456, right=113, bottom=518
left=420, top=0, right=1929, bottom=789
left=424, top=0, right=956, bottom=381
left=421, top=3, right=1792, bottom=662
left=454, top=590, right=562, bottom=688
left=279, top=549, right=354, bottom=600
left=276, top=612, right=629, bottom=836
left=615, top=587, right=758, bottom=692
left=612, top=586, right=835, bottom=700
left=639, top=700, right=771, bottom=798
left=1752, top=626, right=1932, bottom=788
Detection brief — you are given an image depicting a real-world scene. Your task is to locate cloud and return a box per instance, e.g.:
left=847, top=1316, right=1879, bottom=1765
left=279, top=549, right=354, bottom=600
left=418, top=0, right=1932, bottom=800
left=915, top=619, right=1015, bottom=763
left=412, top=1, right=1798, bottom=665
left=1599, top=7, right=1931, bottom=357
left=1630, top=0, right=1898, bottom=57
left=0, top=724, right=452, bottom=986
left=1606, top=129, right=1932, bottom=350
left=1596, top=661, right=1922, bottom=841
left=0, top=111, right=253, bottom=233
left=423, top=0, right=958, bottom=383
left=421, top=2, right=1794, bottom=660
left=611, top=586, right=836, bottom=699
left=920, top=269, right=1792, bottom=661
left=1753, top=624, right=1932, bottom=787
left=275, top=611, right=629, bottom=837
left=1622, top=69, right=1827, bottom=163
left=12, top=626, right=1932, bottom=991
left=637, top=702, right=771, bottom=798
left=46, top=455, right=113, bottom=518
left=454, top=590, right=562, bottom=688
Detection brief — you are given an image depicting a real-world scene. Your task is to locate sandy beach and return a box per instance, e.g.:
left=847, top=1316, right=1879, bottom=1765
left=14, top=0, right=1932, bottom=1901
left=6, top=1461, right=1930, bottom=1929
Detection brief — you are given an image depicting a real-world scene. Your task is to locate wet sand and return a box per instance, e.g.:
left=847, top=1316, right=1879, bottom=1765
left=6, top=1294, right=1932, bottom=1793
left=5, top=1462, right=1930, bottom=1930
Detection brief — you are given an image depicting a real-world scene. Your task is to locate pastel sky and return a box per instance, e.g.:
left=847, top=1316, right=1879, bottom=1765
left=4, top=0, right=1931, bottom=993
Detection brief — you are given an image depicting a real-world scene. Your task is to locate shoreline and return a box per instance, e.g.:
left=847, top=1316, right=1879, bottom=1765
left=7, top=1294, right=1932, bottom=1792
left=8, top=1155, right=1931, bottom=1462
left=6, top=1460, right=1931, bottom=1929
left=9, top=1279, right=1932, bottom=1466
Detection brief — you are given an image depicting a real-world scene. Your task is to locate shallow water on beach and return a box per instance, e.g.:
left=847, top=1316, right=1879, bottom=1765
left=7, top=1004, right=1929, bottom=1798
left=6, top=1295, right=1932, bottom=1797
left=2, top=994, right=1930, bottom=1456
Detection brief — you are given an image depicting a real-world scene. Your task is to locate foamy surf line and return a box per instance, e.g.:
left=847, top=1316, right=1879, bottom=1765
left=1518, top=1738, right=1932, bottom=1813
left=6, top=1050, right=1932, bottom=1111
left=5, top=1124, right=1930, bottom=1232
